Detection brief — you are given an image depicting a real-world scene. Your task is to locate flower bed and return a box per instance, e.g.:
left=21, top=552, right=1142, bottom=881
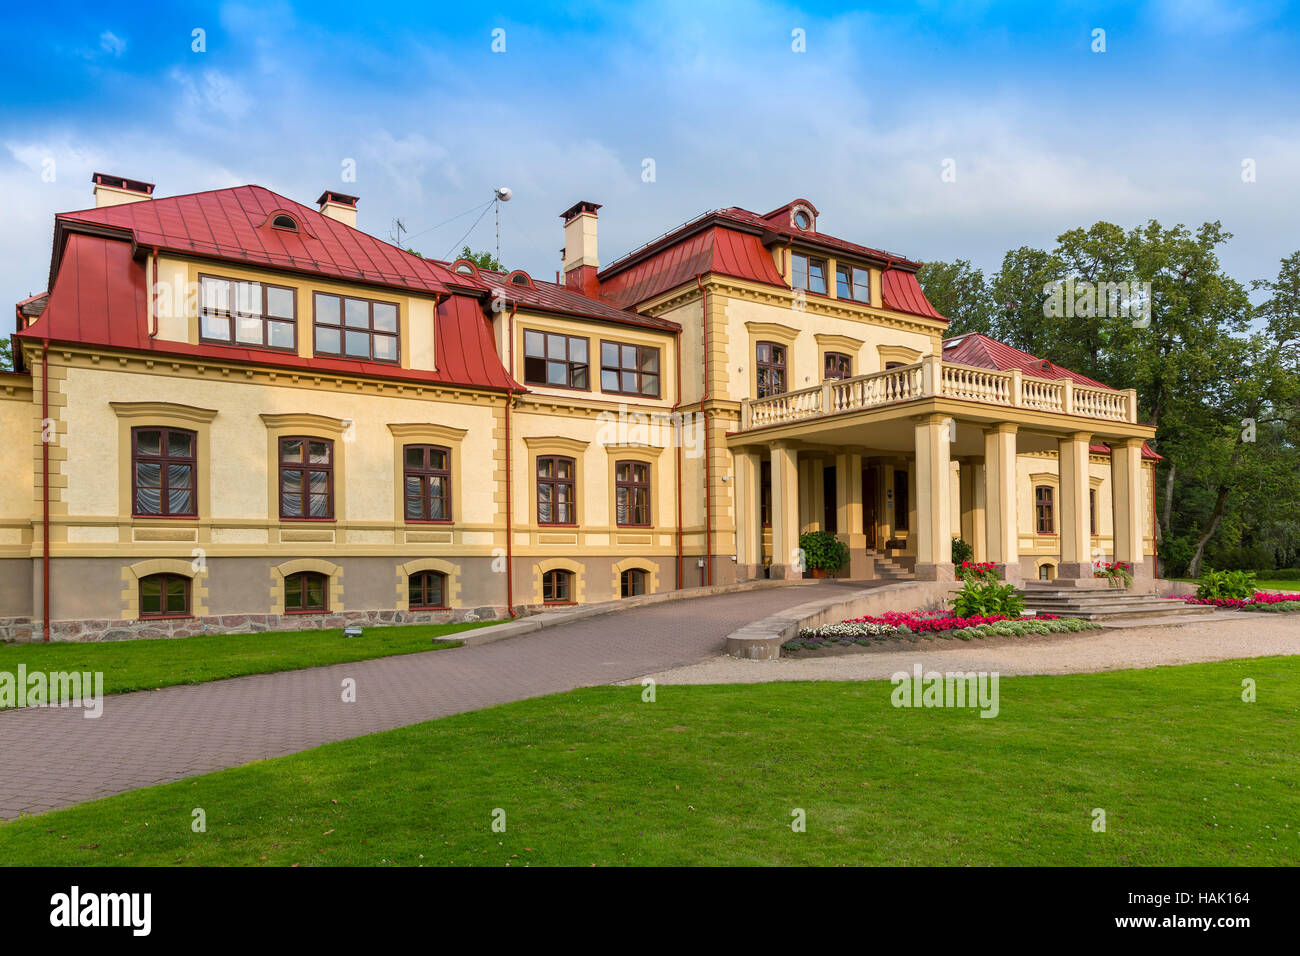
left=1166, top=591, right=1300, bottom=610
left=784, top=610, right=1097, bottom=652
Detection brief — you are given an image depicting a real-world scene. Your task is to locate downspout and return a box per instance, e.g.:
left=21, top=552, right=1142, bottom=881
left=672, top=328, right=683, bottom=589
left=41, top=339, right=50, bottom=642
left=149, top=248, right=159, bottom=337
left=695, top=274, right=713, bottom=586
left=504, top=302, right=518, bottom=617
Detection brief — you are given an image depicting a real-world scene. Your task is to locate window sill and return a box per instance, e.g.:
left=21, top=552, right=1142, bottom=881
left=405, top=519, right=453, bottom=526
left=131, top=514, right=199, bottom=521
left=538, top=523, right=579, bottom=529
left=616, top=524, right=654, bottom=530
left=543, top=600, right=577, bottom=607
left=285, top=608, right=330, bottom=616
left=138, top=614, right=195, bottom=622
left=278, top=517, right=337, bottom=523
left=410, top=605, right=450, bottom=612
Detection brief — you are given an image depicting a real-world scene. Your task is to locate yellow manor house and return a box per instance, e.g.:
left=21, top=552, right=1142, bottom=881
left=1, top=175, right=1158, bottom=641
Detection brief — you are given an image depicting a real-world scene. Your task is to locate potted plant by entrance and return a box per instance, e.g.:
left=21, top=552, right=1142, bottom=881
left=799, top=530, right=850, bottom=579
left=1094, top=560, right=1134, bottom=589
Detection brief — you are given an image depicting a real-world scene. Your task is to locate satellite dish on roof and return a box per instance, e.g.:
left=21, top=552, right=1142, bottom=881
left=495, top=186, right=513, bottom=202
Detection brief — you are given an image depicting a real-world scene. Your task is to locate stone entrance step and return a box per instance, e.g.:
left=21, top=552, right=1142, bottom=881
left=1020, top=589, right=1214, bottom=621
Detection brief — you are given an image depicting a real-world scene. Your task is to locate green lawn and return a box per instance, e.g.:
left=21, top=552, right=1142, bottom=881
left=2, top=657, right=1296, bottom=866
left=1170, top=577, right=1299, bottom=592
left=0, top=621, right=494, bottom=704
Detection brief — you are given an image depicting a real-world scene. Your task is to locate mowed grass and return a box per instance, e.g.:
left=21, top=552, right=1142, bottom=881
left=2, top=657, right=1297, bottom=866
left=0, top=622, right=494, bottom=703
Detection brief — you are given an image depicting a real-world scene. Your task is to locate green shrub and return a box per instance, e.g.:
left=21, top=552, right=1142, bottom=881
left=951, top=537, right=974, bottom=565
left=950, top=580, right=1026, bottom=617
left=1195, top=568, right=1257, bottom=601
left=798, top=531, right=850, bottom=574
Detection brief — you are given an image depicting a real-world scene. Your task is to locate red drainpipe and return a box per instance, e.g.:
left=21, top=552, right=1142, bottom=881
left=695, top=274, right=713, bottom=586
left=504, top=302, right=518, bottom=617
left=41, top=339, right=51, bottom=641
left=672, top=328, right=684, bottom=589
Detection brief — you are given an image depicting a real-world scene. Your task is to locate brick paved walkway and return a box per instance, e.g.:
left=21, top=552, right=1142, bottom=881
left=0, top=583, right=861, bottom=819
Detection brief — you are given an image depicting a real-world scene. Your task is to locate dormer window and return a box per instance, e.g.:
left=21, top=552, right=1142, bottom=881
left=793, top=209, right=812, bottom=230
left=271, top=214, right=299, bottom=232
left=451, top=258, right=481, bottom=278
left=791, top=253, right=827, bottom=295
left=507, top=269, right=534, bottom=288
left=835, top=263, right=872, bottom=304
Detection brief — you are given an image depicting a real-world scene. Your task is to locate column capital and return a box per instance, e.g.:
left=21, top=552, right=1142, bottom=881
left=983, top=422, right=1018, bottom=436
left=913, top=412, right=952, bottom=427
left=1064, top=430, right=1095, bottom=443
left=1113, top=437, right=1146, bottom=451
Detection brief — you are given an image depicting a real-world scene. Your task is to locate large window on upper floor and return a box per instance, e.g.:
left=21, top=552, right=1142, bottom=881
left=835, top=264, right=872, bottom=304
left=823, top=351, right=853, bottom=380
left=523, top=330, right=589, bottom=390
left=600, top=341, right=660, bottom=397
left=200, top=275, right=297, bottom=351
left=131, top=426, right=196, bottom=517
left=279, top=437, right=334, bottom=519
left=791, top=253, right=827, bottom=294
left=614, top=460, right=651, bottom=527
left=313, top=293, right=399, bottom=363
left=537, top=455, right=576, bottom=525
left=756, top=341, right=787, bottom=398
left=1035, top=485, right=1055, bottom=534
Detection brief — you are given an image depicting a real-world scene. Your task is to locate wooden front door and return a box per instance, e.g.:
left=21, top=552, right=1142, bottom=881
left=862, top=466, right=878, bottom=549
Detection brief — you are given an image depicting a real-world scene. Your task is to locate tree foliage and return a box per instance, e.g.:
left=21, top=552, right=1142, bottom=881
left=919, top=222, right=1300, bottom=575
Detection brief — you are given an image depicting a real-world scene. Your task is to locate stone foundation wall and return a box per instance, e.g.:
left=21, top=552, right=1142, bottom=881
left=27, top=605, right=508, bottom=643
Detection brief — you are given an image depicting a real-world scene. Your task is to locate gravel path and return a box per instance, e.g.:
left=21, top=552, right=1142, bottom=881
left=633, top=613, right=1300, bottom=684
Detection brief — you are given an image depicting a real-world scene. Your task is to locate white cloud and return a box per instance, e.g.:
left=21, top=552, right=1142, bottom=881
left=99, top=31, right=126, bottom=57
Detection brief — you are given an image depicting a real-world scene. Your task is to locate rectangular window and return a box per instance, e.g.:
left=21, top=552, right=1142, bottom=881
left=1036, top=486, right=1055, bottom=534
left=756, top=341, right=787, bottom=398
left=600, top=342, right=661, bottom=397
left=791, top=253, right=828, bottom=294
left=823, top=352, right=852, bottom=380
left=199, top=275, right=297, bottom=350
left=139, top=574, right=190, bottom=619
left=835, top=265, right=872, bottom=304
left=132, top=427, right=196, bottom=517
left=279, top=437, right=334, bottom=519
left=542, top=569, right=572, bottom=603
left=523, top=330, right=589, bottom=389
left=615, top=460, right=651, bottom=526
left=404, top=444, right=451, bottom=522
left=537, top=455, right=576, bottom=525
left=314, top=292, right=399, bottom=362
left=893, top=469, right=910, bottom=533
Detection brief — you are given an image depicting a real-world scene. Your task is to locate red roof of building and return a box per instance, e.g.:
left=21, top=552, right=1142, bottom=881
left=448, top=264, right=681, bottom=332
left=17, top=231, right=518, bottom=393
left=595, top=201, right=945, bottom=321
left=598, top=225, right=786, bottom=309
left=943, top=333, right=1157, bottom=458
left=942, top=332, right=1112, bottom=389
left=53, top=185, right=457, bottom=297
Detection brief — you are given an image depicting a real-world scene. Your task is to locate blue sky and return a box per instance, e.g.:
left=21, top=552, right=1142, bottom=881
left=3, top=0, right=1299, bottom=310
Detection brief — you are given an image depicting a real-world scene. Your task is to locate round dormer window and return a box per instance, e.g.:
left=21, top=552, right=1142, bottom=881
left=792, top=209, right=812, bottom=231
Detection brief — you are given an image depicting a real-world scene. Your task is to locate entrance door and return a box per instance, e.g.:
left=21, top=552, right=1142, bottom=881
left=862, top=466, right=878, bottom=549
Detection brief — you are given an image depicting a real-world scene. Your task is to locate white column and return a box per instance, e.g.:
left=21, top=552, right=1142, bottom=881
left=1111, top=438, right=1146, bottom=575
left=770, top=442, right=800, bottom=579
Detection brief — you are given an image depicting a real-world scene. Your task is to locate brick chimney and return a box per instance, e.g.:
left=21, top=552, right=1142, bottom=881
left=560, top=201, right=601, bottom=296
left=92, top=172, right=154, bottom=208
left=317, top=190, right=359, bottom=228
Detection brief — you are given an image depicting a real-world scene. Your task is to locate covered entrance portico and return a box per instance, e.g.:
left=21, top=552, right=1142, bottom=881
left=729, top=357, right=1156, bottom=585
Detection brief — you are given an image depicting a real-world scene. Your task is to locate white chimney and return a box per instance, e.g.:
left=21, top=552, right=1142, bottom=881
left=317, top=190, right=359, bottom=228
left=560, top=201, right=600, bottom=294
left=92, top=172, right=154, bottom=208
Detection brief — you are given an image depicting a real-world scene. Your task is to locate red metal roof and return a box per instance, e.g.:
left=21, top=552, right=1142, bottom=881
left=54, top=185, right=457, bottom=297
left=942, top=333, right=1112, bottom=389
left=598, top=225, right=786, bottom=309
left=453, top=265, right=680, bottom=332
left=881, top=269, right=946, bottom=321
left=18, top=231, right=518, bottom=393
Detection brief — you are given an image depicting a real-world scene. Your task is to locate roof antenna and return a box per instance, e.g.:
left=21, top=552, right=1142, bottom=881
left=493, top=186, right=512, bottom=267
left=389, top=217, right=407, bottom=249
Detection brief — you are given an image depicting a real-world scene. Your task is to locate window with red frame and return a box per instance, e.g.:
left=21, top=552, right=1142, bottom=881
left=408, top=570, right=447, bottom=609
left=823, top=351, right=852, bottom=380
left=756, top=341, right=787, bottom=398
left=537, top=455, right=576, bottom=525
left=1035, top=485, right=1055, bottom=534
left=615, top=460, right=650, bottom=526
left=284, top=571, right=328, bottom=613
left=139, top=573, right=190, bottom=619
left=542, top=569, right=573, bottom=603
left=279, top=438, right=333, bottom=519
left=132, top=427, right=196, bottom=517
left=404, top=444, right=450, bottom=521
